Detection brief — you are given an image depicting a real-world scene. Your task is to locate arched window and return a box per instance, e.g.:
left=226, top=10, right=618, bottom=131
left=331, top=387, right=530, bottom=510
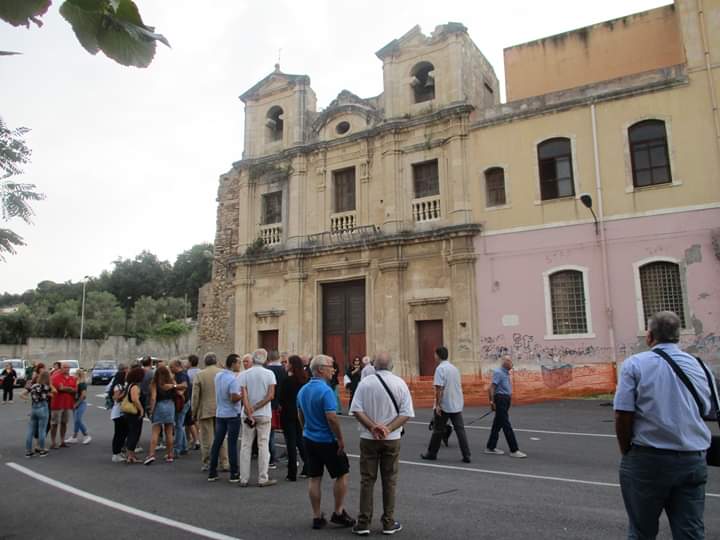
left=629, top=120, right=671, bottom=187
left=484, top=167, right=506, bottom=207
left=639, top=261, right=685, bottom=327
left=548, top=270, right=588, bottom=335
left=266, top=106, right=284, bottom=142
left=538, top=138, right=574, bottom=201
left=410, top=62, right=435, bottom=103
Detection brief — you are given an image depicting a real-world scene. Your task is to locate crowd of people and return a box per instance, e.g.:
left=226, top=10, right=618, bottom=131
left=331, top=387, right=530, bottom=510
left=8, top=309, right=717, bottom=537
left=10, top=360, right=93, bottom=458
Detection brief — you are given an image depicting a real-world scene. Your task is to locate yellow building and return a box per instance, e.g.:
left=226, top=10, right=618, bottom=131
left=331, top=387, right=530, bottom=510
left=200, top=0, right=720, bottom=390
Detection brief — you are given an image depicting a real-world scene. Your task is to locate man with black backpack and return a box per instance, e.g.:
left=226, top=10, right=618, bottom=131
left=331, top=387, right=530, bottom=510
left=350, top=352, right=414, bottom=536
left=614, top=311, right=717, bottom=539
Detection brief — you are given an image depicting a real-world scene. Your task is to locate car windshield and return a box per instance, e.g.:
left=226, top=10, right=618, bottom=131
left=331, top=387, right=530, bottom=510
left=63, top=361, right=79, bottom=368
left=4, top=360, right=22, bottom=369
left=95, top=362, right=116, bottom=369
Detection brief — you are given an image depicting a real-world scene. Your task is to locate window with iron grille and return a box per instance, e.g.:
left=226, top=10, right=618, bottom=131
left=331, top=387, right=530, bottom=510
left=333, top=167, right=356, bottom=213
left=412, top=159, right=439, bottom=199
left=485, top=167, right=506, bottom=207
left=549, top=270, right=588, bottom=335
left=629, top=120, right=671, bottom=188
left=261, top=191, right=282, bottom=224
left=538, top=138, right=575, bottom=200
left=639, top=261, right=686, bottom=328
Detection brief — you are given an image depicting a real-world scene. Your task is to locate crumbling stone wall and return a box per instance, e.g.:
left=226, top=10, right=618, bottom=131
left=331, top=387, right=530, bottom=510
left=197, top=171, right=240, bottom=359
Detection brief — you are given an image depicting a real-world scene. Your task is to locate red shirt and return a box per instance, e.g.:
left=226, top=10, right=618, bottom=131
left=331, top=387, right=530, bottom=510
left=50, top=372, right=77, bottom=410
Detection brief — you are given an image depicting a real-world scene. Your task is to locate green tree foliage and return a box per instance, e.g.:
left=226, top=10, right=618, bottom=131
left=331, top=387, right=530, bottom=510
left=102, top=250, right=172, bottom=309
left=0, top=0, right=169, bottom=68
left=168, top=242, right=213, bottom=316
left=82, top=291, right=124, bottom=339
left=0, top=305, right=36, bottom=344
left=0, top=117, right=45, bottom=259
left=129, top=295, right=186, bottom=337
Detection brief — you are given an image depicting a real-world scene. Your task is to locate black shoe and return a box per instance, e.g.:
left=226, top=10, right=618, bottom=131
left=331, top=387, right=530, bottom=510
left=462, top=456, right=471, bottom=463
left=312, top=514, right=327, bottom=530
left=285, top=476, right=297, bottom=481
left=299, top=470, right=309, bottom=479
left=420, top=453, right=436, bottom=461
left=330, top=509, right=356, bottom=528
left=229, top=474, right=240, bottom=483
left=207, top=475, right=219, bottom=482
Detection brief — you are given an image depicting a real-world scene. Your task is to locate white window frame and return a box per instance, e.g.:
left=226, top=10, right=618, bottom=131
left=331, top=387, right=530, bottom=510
left=543, top=265, right=595, bottom=340
left=622, top=115, right=681, bottom=193
left=482, top=164, right=511, bottom=210
left=533, top=134, right=581, bottom=206
left=632, top=256, right=691, bottom=335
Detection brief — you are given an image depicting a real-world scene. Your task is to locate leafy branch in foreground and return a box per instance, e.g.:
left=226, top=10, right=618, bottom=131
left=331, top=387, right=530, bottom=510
left=0, top=0, right=169, bottom=68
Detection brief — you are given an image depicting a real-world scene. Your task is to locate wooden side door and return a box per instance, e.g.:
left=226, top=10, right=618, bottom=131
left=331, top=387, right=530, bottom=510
left=417, top=320, right=443, bottom=376
left=258, top=330, right=279, bottom=355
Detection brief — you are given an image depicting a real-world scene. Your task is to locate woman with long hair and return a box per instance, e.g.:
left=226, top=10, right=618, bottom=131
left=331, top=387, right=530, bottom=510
left=23, top=371, right=51, bottom=457
left=144, top=365, right=176, bottom=465
left=66, top=369, right=91, bottom=445
left=277, top=354, right=309, bottom=481
left=110, top=365, right=128, bottom=463
left=124, top=366, right=145, bottom=464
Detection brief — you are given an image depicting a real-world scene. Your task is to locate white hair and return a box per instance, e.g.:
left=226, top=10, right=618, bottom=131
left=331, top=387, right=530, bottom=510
left=310, top=354, right=332, bottom=376
left=253, top=348, right=268, bottom=365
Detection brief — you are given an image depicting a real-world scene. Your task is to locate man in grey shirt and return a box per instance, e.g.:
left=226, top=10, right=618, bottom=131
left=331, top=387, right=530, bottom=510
left=421, top=347, right=471, bottom=463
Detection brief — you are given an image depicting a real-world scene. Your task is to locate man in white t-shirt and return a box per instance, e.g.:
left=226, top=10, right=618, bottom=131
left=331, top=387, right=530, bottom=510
left=350, top=352, right=414, bottom=536
left=421, top=346, right=471, bottom=463
left=239, top=348, right=277, bottom=487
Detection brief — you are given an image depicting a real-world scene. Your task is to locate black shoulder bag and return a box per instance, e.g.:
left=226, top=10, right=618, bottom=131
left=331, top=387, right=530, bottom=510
left=375, top=373, right=405, bottom=437
left=653, top=348, right=720, bottom=466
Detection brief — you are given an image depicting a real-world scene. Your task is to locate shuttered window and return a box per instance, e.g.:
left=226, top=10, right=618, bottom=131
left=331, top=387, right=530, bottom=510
left=485, top=167, right=506, bottom=207
left=262, top=191, right=282, bottom=224
left=333, top=167, right=356, bottom=213
left=413, top=159, right=439, bottom=199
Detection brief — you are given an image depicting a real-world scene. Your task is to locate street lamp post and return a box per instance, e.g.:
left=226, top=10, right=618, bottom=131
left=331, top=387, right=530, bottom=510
left=78, top=275, right=90, bottom=366
left=124, top=296, right=132, bottom=336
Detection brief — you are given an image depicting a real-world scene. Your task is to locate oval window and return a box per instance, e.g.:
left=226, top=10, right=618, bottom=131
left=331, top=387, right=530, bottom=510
left=335, top=121, right=350, bottom=135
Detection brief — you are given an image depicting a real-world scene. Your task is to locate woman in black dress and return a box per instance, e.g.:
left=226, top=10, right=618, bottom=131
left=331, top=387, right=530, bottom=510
left=277, top=355, right=309, bottom=481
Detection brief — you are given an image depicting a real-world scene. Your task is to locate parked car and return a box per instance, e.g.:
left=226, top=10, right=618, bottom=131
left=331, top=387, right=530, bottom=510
left=60, top=360, right=80, bottom=377
left=0, top=359, right=28, bottom=387
left=91, top=360, right=118, bottom=385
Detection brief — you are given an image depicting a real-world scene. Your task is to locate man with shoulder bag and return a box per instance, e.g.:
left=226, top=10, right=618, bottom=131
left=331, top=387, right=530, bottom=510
left=350, top=352, right=414, bottom=536
left=614, top=311, right=719, bottom=539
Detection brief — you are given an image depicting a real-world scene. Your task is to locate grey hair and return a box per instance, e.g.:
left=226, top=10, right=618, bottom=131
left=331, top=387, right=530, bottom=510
left=310, top=354, right=332, bottom=376
left=374, top=352, right=392, bottom=371
left=204, top=352, right=217, bottom=366
left=253, top=348, right=268, bottom=365
left=268, top=349, right=279, bottom=362
left=648, top=311, right=681, bottom=344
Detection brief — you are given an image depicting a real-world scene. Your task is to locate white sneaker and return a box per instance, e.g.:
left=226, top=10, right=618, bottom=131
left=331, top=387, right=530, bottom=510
left=134, top=446, right=143, bottom=454
left=156, top=443, right=166, bottom=450
left=111, top=454, right=126, bottom=463
left=82, top=435, right=92, bottom=445
left=65, top=437, right=78, bottom=444
left=484, top=448, right=505, bottom=455
left=509, top=450, right=527, bottom=458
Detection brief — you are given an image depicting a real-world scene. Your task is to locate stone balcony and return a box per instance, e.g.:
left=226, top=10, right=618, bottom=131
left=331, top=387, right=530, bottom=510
left=259, top=223, right=282, bottom=246
left=412, top=195, right=442, bottom=223
left=330, top=210, right=357, bottom=233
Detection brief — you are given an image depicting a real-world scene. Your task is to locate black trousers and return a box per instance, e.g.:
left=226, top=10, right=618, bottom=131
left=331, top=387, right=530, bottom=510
left=112, top=416, right=129, bottom=455
left=125, top=415, right=143, bottom=452
left=282, top=416, right=308, bottom=479
left=2, top=387, right=13, bottom=401
left=486, top=395, right=519, bottom=453
left=427, top=411, right=471, bottom=459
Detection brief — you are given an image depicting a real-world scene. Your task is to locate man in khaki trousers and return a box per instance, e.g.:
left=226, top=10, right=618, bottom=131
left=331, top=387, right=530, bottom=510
left=192, top=352, right=228, bottom=471
left=350, top=352, right=414, bottom=536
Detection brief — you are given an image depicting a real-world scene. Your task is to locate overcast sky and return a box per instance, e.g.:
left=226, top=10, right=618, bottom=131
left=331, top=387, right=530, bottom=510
left=0, top=0, right=668, bottom=295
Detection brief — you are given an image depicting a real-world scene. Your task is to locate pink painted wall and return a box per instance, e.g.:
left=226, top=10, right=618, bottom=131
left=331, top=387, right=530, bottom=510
left=474, top=207, right=720, bottom=368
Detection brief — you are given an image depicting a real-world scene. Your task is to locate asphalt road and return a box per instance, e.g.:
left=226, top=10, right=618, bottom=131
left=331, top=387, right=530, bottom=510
left=1, top=393, right=719, bottom=540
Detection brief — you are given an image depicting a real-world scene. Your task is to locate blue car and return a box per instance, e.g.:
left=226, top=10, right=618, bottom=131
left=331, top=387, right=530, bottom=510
left=91, top=361, right=118, bottom=385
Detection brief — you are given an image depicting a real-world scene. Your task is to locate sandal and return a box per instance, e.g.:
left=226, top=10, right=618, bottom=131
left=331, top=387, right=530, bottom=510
left=164, top=455, right=174, bottom=463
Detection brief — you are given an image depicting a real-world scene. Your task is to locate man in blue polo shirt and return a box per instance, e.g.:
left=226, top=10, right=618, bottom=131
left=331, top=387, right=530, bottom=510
left=297, top=354, right=356, bottom=530
left=615, top=311, right=715, bottom=539
left=485, top=355, right=526, bottom=458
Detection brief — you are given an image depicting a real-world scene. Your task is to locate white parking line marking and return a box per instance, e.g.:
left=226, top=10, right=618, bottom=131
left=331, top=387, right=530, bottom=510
left=350, top=417, right=616, bottom=438
left=95, top=406, right=105, bottom=410
left=95, top=394, right=106, bottom=398
left=6, top=462, right=242, bottom=539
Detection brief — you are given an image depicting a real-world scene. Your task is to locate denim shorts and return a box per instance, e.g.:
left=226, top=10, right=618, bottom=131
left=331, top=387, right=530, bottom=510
left=152, top=399, right=175, bottom=425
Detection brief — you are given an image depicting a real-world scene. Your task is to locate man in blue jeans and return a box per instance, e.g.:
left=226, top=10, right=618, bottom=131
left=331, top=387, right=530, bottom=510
left=615, top=311, right=715, bottom=539
left=208, top=353, right=242, bottom=483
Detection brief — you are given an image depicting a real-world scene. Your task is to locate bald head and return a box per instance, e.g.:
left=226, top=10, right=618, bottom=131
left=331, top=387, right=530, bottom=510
left=374, top=352, right=392, bottom=371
